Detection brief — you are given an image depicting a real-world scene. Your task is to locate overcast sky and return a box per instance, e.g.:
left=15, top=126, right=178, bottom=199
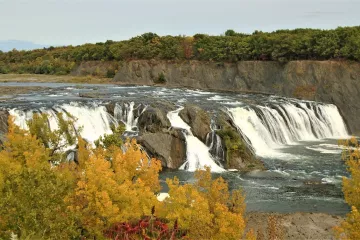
left=0, top=0, right=359, bottom=46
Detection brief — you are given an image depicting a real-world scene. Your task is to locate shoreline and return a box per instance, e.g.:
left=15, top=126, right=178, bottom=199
left=245, top=211, right=344, bottom=240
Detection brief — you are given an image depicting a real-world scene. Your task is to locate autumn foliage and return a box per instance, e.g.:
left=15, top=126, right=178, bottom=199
left=0, top=115, right=247, bottom=239
left=335, top=137, right=360, bottom=239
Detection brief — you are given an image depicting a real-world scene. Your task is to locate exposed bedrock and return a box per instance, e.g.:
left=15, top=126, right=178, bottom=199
left=112, top=60, right=360, bottom=135
left=135, top=104, right=187, bottom=169
left=138, top=131, right=186, bottom=169
left=179, top=104, right=211, bottom=143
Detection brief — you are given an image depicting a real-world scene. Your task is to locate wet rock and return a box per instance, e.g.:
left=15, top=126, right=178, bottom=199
left=138, top=131, right=186, bottom=169
left=105, top=102, right=116, bottom=116
left=179, top=104, right=211, bottom=143
left=138, top=107, right=171, bottom=133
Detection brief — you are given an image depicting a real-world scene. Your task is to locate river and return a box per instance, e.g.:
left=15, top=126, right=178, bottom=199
left=0, top=82, right=352, bottom=215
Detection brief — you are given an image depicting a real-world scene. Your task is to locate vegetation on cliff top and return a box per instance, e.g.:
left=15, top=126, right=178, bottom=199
left=1, top=26, right=360, bottom=75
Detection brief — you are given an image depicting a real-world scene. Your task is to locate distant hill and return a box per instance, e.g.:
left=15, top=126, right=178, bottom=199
left=0, top=40, right=48, bottom=52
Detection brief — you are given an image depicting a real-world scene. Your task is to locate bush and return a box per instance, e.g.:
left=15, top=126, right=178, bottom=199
left=155, top=72, right=166, bottom=84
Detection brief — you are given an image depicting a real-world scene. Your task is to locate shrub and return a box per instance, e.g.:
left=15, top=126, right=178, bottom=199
left=155, top=72, right=166, bottom=84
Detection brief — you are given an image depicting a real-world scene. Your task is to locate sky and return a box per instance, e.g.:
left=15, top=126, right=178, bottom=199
left=0, top=0, right=359, bottom=46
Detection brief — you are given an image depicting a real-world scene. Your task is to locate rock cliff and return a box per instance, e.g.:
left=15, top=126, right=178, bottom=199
left=113, top=60, right=360, bottom=135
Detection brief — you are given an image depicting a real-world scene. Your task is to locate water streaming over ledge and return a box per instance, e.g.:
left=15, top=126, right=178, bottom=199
left=167, top=107, right=225, bottom=173
left=227, top=102, right=348, bottom=159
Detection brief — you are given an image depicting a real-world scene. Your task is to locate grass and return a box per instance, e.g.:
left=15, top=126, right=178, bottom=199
left=0, top=74, right=112, bottom=84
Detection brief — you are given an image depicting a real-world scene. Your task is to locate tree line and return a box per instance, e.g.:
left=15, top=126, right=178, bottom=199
left=0, top=26, right=360, bottom=75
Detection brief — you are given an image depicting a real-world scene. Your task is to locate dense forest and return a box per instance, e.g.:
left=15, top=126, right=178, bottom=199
left=0, top=26, right=360, bottom=75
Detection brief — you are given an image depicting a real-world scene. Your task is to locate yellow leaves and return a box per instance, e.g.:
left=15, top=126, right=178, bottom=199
left=67, top=139, right=162, bottom=237
left=0, top=116, right=247, bottom=239
left=112, top=139, right=162, bottom=192
left=77, top=136, right=90, bottom=170
left=334, top=206, right=360, bottom=240
left=341, top=138, right=360, bottom=209
left=160, top=167, right=246, bottom=240
left=336, top=137, right=360, bottom=239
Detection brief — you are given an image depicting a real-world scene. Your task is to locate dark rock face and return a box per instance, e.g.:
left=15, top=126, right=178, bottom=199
left=179, top=105, right=211, bottom=143
left=138, top=107, right=171, bottom=133
left=138, top=131, right=186, bottom=169
left=0, top=110, right=9, bottom=144
left=105, top=102, right=116, bottom=117
left=113, top=60, right=360, bottom=135
left=216, top=113, right=265, bottom=171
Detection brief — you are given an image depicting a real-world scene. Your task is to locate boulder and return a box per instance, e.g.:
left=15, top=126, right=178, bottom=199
left=179, top=104, right=211, bottom=143
left=138, top=131, right=186, bottom=169
left=138, top=107, right=171, bottom=133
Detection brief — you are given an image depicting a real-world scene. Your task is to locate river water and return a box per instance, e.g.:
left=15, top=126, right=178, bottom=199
left=0, top=82, right=353, bottom=215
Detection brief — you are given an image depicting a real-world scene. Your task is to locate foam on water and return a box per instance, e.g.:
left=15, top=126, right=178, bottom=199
left=208, top=95, right=231, bottom=101
left=306, top=146, right=342, bottom=154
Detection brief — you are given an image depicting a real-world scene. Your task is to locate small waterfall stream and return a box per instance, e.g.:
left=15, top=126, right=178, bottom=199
left=114, top=102, right=147, bottom=132
left=206, top=120, right=225, bottom=164
left=167, top=108, right=225, bottom=172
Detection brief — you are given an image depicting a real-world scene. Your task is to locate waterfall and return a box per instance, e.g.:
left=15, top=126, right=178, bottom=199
left=206, top=120, right=225, bottom=163
left=114, top=102, right=146, bottom=132
left=227, top=101, right=349, bottom=158
left=167, top=108, right=225, bottom=172
left=9, top=103, right=116, bottom=145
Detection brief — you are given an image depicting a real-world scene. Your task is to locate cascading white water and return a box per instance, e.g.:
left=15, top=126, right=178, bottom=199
left=167, top=108, right=225, bottom=172
left=227, top=102, right=348, bottom=158
left=206, top=120, right=225, bottom=162
left=8, top=109, right=34, bottom=130
left=10, top=103, right=116, bottom=145
left=56, top=103, right=115, bottom=143
left=114, top=102, right=146, bottom=132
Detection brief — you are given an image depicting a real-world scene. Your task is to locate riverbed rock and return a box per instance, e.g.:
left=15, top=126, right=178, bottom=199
left=138, top=131, right=186, bottom=169
left=216, top=113, right=265, bottom=171
left=0, top=110, right=9, bottom=144
left=105, top=102, right=116, bottom=117
left=138, top=107, right=171, bottom=133
left=179, top=104, right=211, bottom=143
